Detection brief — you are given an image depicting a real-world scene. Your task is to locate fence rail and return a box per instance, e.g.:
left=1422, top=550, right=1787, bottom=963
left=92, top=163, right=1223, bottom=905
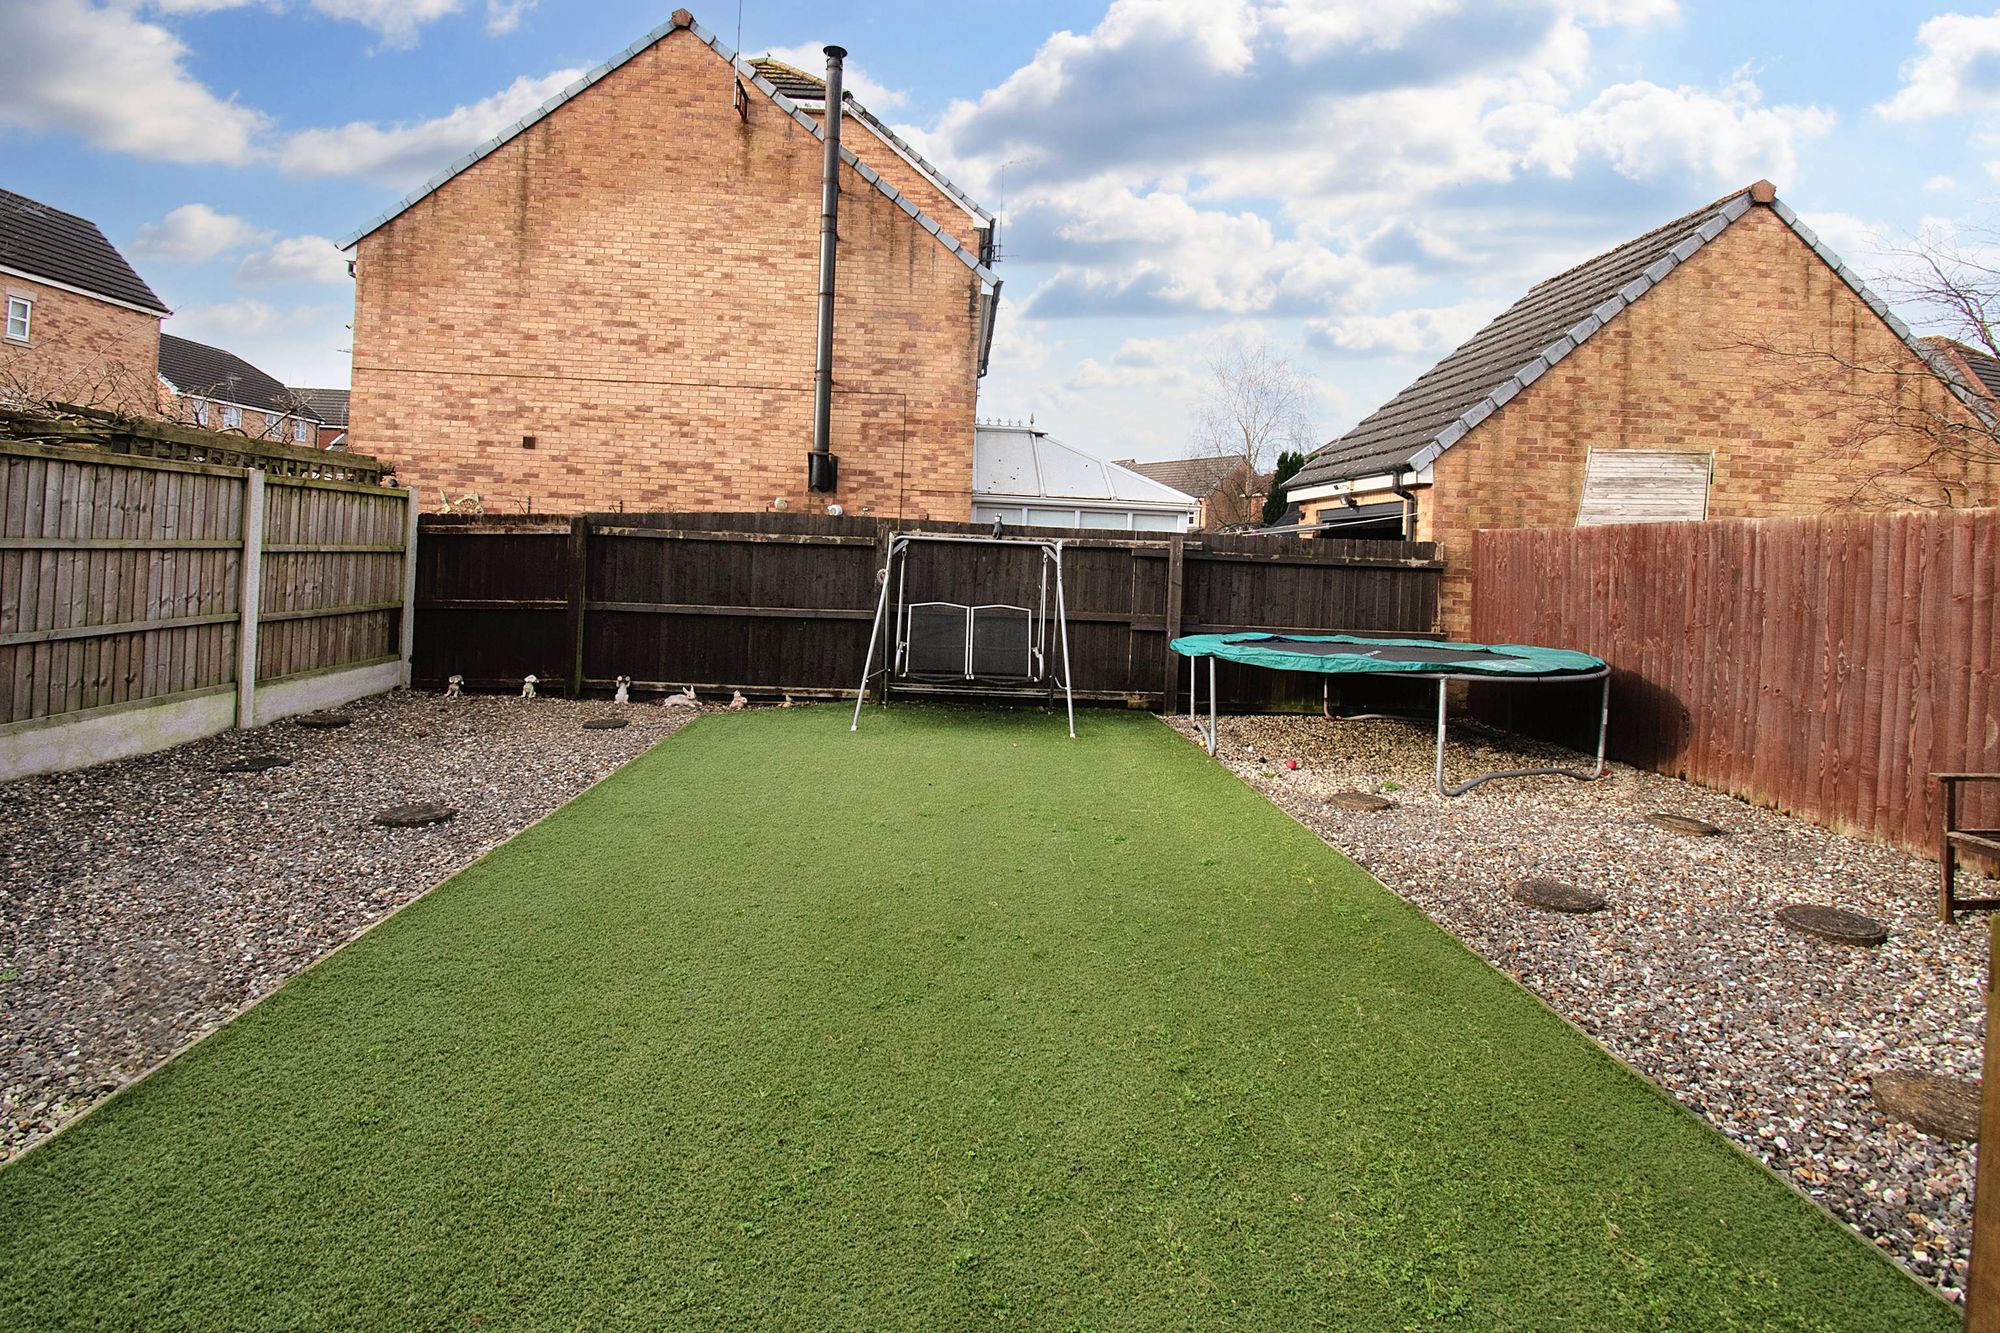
left=1472, top=509, right=2000, bottom=860
left=0, top=430, right=416, bottom=780
left=415, top=512, right=1442, bottom=710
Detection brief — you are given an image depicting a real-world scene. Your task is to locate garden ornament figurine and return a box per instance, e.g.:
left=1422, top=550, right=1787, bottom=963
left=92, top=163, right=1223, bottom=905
left=662, top=687, right=699, bottom=710
left=614, top=675, right=631, bottom=705
left=729, top=690, right=748, bottom=710
left=521, top=674, right=538, bottom=700
left=444, top=674, right=463, bottom=699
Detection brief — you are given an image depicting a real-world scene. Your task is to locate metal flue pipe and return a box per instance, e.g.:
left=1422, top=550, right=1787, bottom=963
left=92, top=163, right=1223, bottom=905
left=809, top=44, right=847, bottom=492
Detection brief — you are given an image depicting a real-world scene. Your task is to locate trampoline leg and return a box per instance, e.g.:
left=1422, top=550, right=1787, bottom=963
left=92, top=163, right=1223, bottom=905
left=1188, top=653, right=1196, bottom=721
left=1434, top=678, right=1449, bottom=794
left=1207, top=656, right=1218, bottom=757
left=1055, top=555, right=1075, bottom=739
left=1591, top=673, right=1611, bottom=778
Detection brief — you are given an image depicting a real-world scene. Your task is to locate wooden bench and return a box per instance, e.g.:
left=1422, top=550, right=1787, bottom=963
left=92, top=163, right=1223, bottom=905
left=1938, top=773, right=2000, bottom=923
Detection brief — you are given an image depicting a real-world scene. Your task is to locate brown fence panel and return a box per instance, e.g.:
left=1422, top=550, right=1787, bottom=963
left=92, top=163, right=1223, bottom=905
left=415, top=512, right=1443, bottom=710
left=1472, top=510, right=2000, bottom=859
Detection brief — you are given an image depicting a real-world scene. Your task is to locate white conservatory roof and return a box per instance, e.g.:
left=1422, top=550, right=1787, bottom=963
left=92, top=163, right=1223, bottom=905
left=973, top=425, right=1198, bottom=513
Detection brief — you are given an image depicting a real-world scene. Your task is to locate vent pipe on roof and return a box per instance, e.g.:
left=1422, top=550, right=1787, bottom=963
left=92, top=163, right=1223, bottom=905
left=808, top=44, right=847, bottom=494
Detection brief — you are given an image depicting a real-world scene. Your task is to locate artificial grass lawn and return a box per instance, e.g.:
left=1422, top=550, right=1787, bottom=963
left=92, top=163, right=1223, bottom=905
left=0, top=708, right=1951, bottom=1331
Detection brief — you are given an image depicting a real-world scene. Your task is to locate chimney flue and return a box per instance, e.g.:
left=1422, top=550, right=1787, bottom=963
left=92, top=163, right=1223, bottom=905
left=808, top=44, right=847, bottom=494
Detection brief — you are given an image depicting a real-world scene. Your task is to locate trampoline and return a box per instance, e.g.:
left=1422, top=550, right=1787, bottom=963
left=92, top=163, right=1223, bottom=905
left=1171, top=633, right=1610, bottom=796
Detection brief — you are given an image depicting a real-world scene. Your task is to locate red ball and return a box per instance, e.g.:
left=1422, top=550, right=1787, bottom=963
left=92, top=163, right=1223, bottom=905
left=1285, top=759, right=1300, bottom=770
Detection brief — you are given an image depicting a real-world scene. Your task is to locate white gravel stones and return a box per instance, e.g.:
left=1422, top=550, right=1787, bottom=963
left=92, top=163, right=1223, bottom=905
left=0, top=691, right=696, bottom=1163
left=1168, top=710, right=1995, bottom=1302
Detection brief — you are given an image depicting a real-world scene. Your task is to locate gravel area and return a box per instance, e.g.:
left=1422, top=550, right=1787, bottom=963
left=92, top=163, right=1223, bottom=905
left=0, top=689, right=700, bottom=1162
left=1167, top=710, right=1995, bottom=1303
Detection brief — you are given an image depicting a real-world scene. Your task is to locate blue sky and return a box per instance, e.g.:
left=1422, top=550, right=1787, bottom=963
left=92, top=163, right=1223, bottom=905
left=4, top=1, right=1998, bottom=462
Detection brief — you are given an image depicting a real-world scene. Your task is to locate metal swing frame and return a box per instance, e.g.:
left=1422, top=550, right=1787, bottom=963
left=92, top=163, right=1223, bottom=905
left=851, top=532, right=1076, bottom=737
left=1182, top=650, right=1609, bottom=796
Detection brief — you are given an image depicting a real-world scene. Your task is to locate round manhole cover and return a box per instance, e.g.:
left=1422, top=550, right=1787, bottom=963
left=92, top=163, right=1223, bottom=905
left=1507, top=878, right=1607, bottom=914
left=217, top=756, right=292, bottom=774
left=1871, top=1070, right=1980, bottom=1141
left=372, top=802, right=458, bottom=828
left=1645, top=812, right=1725, bottom=837
left=582, top=717, right=630, bottom=730
left=1326, top=790, right=1395, bottom=812
left=1776, top=903, right=1887, bottom=946
left=295, top=713, right=352, bottom=730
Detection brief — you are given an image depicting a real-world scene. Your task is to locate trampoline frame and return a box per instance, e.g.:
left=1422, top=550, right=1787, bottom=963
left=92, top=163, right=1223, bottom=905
left=852, top=532, right=1076, bottom=737
left=1178, top=641, right=1610, bottom=796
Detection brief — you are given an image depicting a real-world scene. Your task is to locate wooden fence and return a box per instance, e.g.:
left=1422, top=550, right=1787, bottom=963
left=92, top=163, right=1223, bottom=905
left=1472, top=509, right=2000, bottom=859
left=415, top=512, right=1442, bottom=710
left=0, top=432, right=418, bottom=780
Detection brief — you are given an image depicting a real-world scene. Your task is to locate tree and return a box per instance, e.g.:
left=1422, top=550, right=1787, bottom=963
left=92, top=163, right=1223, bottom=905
left=1743, top=224, right=2000, bottom=508
left=1188, top=335, right=1318, bottom=477
left=1262, top=449, right=1305, bottom=526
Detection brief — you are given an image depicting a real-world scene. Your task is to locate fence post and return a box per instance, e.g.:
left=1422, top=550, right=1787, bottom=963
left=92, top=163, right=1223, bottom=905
left=398, top=487, right=420, bottom=688
left=565, top=516, right=589, bottom=697
left=235, top=468, right=265, bottom=728
left=1969, top=916, right=2000, bottom=1331
left=1161, top=533, right=1184, bottom=711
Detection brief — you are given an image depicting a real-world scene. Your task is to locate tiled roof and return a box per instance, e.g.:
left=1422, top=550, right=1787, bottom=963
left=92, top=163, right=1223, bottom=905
left=290, top=386, right=350, bottom=426
left=1925, top=337, right=2000, bottom=400
left=0, top=187, right=169, bottom=315
left=1112, top=454, right=1243, bottom=499
left=747, top=57, right=825, bottom=101
left=159, top=335, right=318, bottom=420
left=338, top=13, right=995, bottom=283
left=1289, top=181, right=1986, bottom=494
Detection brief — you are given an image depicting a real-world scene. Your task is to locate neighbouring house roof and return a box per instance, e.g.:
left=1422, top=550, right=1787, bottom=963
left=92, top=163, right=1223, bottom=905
left=1289, top=180, right=1987, bottom=496
left=290, top=386, right=350, bottom=427
left=338, top=11, right=996, bottom=291
left=0, top=187, right=169, bottom=316
left=1112, top=453, right=1246, bottom=501
left=974, top=424, right=1201, bottom=515
left=159, top=335, right=319, bottom=421
left=1923, top=336, right=2000, bottom=400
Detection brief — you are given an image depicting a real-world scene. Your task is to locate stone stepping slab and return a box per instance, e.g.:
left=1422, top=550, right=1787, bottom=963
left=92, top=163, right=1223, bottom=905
left=216, top=756, right=292, bottom=774
left=294, top=713, right=353, bottom=730
left=582, top=717, right=630, bottom=730
left=1776, top=903, right=1888, bottom=947
left=372, top=802, right=458, bottom=828
left=1326, top=790, right=1395, bottom=812
left=1507, top=877, right=1607, bottom=914
left=1870, top=1070, right=1981, bottom=1142
left=1645, top=812, right=1725, bottom=837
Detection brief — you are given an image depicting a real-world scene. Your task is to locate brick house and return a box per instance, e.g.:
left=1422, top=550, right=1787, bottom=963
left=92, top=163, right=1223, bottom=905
left=1113, top=454, right=1262, bottom=529
left=341, top=9, right=1000, bottom=518
left=290, top=386, right=350, bottom=450
left=157, top=334, right=322, bottom=445
left=0, top=187, right=170, bottom=415
left=1286, top=180, right=1999, bottom=634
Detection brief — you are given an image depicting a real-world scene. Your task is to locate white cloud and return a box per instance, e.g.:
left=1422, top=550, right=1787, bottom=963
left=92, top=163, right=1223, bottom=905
left=166, top=300, right=352, bottom=385
left=1308, top=298, right=1499, bottom=356
left=0, top=0, right=267, bottom=165
left=485, top=0, right=535, bottom=36
left=279, top=68, right=584, bottom=186
left=146, top=0, right=261, bottom=12
left=132, top=204, right=274, bottom=263
left=1879, top=12, right=2000, bottom=121
left=236, top=236, right=351, bottom=286
left=1927, top=174, right=1958, bottom=191
left=756, top=43, right=909, bottom=113
left=307, top=0, right=462, bottom=50
left=1524, top=70, right=1834, bottom=187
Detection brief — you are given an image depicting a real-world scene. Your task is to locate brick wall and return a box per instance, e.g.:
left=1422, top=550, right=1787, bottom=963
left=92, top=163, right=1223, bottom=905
left=350, top=27, right=987, bottom=519
left=0, top=275, right=160, bottom=415
left=1308, top=206, right=1999, bottom=636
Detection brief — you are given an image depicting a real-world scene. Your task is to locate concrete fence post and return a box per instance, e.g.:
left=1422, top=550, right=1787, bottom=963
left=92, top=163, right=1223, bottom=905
left=235, top=468, right=266, bottom=728
left=399, top=488, right=420, bottom=688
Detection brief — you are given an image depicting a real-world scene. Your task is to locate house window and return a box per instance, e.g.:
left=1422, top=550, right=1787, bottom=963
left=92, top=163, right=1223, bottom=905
left=293, top=418, right=310, bottom=444
left=222, top=405, right=243, bottom=429
left=191, top=398, right=209, bottom=426
left=4, top=296, right=29, bottom=342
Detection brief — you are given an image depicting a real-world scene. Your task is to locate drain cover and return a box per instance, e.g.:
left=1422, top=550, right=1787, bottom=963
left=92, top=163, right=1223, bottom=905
left=1776, top=903, right=1887, bottom=946
left=1326, top=790, right=1395, bottom=812
left=372, top=802, right=457, bottom=828
left=295, top=713, right=352, bottom=730
left=582, top=717, right=630, bottom=730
